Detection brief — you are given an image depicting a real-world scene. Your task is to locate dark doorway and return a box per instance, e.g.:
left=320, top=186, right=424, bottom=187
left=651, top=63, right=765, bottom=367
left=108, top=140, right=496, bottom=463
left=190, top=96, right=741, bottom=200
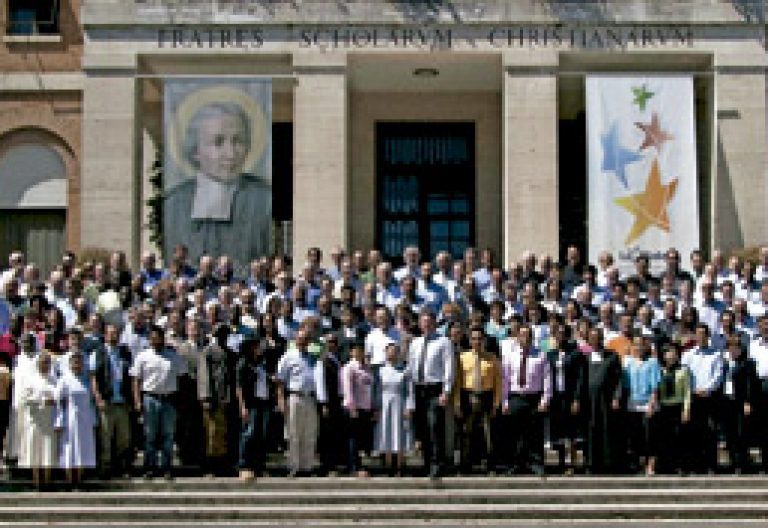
left=558, top=111, right=588, bottom=263
left=272, top=122, right=292, bottom=222
left=272, top=122, right=292, bottom=255
left=376, top=122, right=475, bottom=265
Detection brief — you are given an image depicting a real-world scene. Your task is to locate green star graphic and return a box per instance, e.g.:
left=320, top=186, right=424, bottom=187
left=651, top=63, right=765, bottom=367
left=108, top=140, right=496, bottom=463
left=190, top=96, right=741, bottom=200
left=632, top=84, right=655, bottom=111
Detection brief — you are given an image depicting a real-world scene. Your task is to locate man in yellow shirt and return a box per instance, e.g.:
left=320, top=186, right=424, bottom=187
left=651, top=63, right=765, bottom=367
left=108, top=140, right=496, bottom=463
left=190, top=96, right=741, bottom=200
left=454, top=326, right=502, bottom=474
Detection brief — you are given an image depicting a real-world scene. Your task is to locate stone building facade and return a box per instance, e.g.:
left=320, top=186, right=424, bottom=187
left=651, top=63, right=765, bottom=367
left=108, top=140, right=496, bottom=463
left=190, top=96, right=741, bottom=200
left=0, top=0, right=83, bottom=272
left=4, top=1, right=767, bottom=269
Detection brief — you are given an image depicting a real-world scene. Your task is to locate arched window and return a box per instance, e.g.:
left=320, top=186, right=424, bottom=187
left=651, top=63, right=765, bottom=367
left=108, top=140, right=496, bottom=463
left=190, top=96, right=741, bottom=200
left=0, top=143, right=68, bottom=274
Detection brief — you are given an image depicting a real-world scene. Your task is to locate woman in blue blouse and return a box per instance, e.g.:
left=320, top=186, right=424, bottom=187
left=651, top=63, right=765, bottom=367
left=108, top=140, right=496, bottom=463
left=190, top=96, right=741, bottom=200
left=622, top=336, right=662, bottom=475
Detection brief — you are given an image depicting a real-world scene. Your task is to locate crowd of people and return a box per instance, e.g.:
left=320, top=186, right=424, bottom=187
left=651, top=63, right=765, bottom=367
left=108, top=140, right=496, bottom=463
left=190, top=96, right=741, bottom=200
left=0, top=243, right=768, bottom=488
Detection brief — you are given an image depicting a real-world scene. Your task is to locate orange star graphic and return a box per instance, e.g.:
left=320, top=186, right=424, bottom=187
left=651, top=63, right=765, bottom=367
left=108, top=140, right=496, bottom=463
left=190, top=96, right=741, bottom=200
left=635, top=113, right=673, bottom=151
left=614, top=159, right=678, bottom=246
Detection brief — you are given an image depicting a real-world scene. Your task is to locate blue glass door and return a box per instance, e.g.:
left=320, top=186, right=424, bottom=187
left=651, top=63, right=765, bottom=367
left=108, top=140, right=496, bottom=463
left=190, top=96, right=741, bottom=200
left=376, top=122, right=475, bottom=264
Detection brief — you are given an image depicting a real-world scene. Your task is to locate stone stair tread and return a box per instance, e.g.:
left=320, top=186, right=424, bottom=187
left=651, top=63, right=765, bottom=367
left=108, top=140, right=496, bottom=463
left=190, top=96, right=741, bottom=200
left=0, top=518, right=765, bottom=528
left=6, top=487, right=768, bottom=497
left=3, top=503, right=768, bottom=511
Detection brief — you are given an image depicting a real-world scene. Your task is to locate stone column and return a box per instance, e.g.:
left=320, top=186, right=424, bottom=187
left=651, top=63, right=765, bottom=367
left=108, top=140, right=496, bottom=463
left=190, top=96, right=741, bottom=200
left=292, top=53, right=348, bottom=263
left=80, top=54, right=141, bottom=265
left=501, top=53, right=559, bottom=267
left=713, top=69, right=767, bottom=252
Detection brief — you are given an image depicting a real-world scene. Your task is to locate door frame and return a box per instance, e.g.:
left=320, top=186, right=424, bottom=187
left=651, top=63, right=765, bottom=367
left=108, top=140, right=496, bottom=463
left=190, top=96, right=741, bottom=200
left=374, top=121, right=476, bottom=265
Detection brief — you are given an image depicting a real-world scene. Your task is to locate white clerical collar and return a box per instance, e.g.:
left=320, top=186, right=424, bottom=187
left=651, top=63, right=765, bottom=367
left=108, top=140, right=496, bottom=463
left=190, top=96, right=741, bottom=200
left=191, top=172, right=238, bottom=221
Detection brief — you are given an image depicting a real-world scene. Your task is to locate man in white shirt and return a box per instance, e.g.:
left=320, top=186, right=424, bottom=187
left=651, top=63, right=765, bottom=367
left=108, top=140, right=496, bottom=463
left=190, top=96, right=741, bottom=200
left=364, top=306, right=400, bottom=369
left=260, top=271, right=292, bottom=314
left=0, top=251, right=23, bottom=292
left=407, top=310, right=454, bottom=479
left=417, top=262, right=449, bottom=315
left=432, top=251, right=454, bottom=289
left=394, top=246, right=421, bottom=283
left=748, top=281, right=768, bottom=319
left=130, top=325, right=189, bottom=479
left=681, top=324, right=724, bottom=474
left=696, top=281, right=725, bottom=336
left=275, top=327, right=328, bottom=477
left=375, top=263, right=401, bottom=311
left=332, top=258, right=361, bottom=301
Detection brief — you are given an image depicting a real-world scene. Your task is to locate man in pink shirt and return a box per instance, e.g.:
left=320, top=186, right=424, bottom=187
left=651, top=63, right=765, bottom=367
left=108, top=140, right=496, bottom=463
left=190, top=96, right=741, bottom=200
left=500, top=325, right=553, bottom=476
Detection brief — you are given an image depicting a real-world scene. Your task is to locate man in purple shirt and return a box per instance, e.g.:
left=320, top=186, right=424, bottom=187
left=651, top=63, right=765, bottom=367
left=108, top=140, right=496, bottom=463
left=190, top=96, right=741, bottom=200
left=500, top=325, right=552, bottom=476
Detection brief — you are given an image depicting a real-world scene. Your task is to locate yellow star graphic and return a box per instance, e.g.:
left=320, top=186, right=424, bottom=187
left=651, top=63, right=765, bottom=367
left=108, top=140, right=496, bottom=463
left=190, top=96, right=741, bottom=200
left=614, top=159, right=678, bottom=246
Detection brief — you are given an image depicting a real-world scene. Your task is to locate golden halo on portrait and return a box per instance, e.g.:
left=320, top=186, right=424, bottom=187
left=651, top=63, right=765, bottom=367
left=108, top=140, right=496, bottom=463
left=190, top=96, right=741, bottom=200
left=167, top=85, right=268, bottom=181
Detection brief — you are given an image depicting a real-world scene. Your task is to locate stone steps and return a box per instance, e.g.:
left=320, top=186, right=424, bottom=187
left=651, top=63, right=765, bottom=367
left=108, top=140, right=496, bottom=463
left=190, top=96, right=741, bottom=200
left=1, top=476, right=768, bottom=524
left=5, top=475, right=768, bottom=490
left=3, top=487, right=768, bottom=506
left=3, top=502, right=768, bottom=522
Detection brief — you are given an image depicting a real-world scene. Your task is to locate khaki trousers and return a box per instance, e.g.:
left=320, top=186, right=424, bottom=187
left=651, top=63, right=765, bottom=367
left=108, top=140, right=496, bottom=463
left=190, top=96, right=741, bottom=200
left=99, top=402, right=131, bottom=471
left=202, top=406, right=229, bottom=458
left=287, top=394, right=318, bottom=472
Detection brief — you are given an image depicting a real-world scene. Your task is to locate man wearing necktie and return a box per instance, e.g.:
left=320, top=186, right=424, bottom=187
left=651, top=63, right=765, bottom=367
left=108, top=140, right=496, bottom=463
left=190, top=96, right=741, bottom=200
left=89, top=323, right=133, bottom=478
left=454, top=326, right=501, bottom=474
left=275, top=327, right=328, bottom=477
left=407, top=309, right=455, bottom=479
left=501, top=325, right=552, bottom=476
left=720, top=335, right=756, bottom=473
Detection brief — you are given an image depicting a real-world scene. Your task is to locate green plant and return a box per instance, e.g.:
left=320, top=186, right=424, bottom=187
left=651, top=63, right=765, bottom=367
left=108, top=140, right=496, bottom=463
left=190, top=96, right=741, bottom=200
left=146, top=150, right=164, bottom=249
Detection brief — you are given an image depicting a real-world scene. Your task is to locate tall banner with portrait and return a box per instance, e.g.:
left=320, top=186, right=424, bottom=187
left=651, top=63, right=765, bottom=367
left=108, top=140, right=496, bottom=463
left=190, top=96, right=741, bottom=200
left=586, top=75, right=698, bottom=275
left=163, top=79, right=272, bottom=270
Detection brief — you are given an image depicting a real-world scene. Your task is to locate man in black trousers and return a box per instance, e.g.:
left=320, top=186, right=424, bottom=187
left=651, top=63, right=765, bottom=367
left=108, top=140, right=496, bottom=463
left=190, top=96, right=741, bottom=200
left=408, top=309, right=455, bottom=479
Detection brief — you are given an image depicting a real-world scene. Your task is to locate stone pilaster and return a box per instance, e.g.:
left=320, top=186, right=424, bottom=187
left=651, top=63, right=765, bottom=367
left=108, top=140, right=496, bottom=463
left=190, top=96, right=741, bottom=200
left=502, top=52, right=559, bottom=266
left=292, top=53, right=348, bottom=263
left=80, top=54, right=141, bottom=264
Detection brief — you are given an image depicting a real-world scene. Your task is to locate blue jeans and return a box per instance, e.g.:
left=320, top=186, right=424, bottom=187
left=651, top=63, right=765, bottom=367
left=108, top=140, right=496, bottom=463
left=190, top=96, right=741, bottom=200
left=238, top=400, right=269, bottom=471
left=143, top=394, right=176, bottom=473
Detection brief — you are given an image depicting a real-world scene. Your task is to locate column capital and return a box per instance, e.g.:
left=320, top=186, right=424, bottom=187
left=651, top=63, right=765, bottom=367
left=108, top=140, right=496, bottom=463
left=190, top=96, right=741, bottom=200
left=502, top=50, right=559, bottom=72
left=292, top=52, right=348, bottom=74
left=82, top=53, right=138, bottom=75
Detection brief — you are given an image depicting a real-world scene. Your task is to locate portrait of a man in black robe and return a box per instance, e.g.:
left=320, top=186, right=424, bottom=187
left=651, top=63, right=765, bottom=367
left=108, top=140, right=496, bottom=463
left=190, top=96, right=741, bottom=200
left=163, top=83, right=272, bottom=270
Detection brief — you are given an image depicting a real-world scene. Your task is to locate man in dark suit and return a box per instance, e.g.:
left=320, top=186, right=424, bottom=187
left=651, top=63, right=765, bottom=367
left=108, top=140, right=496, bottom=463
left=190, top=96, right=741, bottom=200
left=336, top=305, right=363, bottom=364
left=89, top=323, right=134, bottom=478
left=546, top=325, right=587, bottom=473
left=318, top=332, right=344, bottom=475
left=720, top=335, right=757, bottom=473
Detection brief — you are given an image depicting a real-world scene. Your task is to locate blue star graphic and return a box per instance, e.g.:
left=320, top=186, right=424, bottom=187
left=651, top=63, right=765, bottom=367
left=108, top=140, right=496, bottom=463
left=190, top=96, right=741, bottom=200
left=601, top=121, right=642, bottom=188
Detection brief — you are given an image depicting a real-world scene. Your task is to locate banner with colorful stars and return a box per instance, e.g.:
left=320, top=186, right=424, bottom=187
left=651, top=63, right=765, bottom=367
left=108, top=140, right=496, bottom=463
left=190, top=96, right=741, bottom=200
left=586, top=75, right=698, bottom=275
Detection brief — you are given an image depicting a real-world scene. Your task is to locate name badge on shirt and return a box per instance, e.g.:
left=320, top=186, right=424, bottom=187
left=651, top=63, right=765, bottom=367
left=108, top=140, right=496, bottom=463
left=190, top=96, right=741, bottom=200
left=724, top=379, right=734, bottom=396
left=590, top=352, right=603, bottom=364
left=255, top=366, right=268, bottom=399
left=556, top=358, right=565, bottom=392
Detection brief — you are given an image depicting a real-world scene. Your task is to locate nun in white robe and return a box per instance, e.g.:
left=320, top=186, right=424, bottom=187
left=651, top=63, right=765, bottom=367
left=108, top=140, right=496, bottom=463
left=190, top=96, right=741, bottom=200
left=17, top=354, right=57, bottom=469
left=375, top=354, right=415, bottom=454
left=55, top=366, right=97, bottom=470
left=9, top=335, right=40, bottom=462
